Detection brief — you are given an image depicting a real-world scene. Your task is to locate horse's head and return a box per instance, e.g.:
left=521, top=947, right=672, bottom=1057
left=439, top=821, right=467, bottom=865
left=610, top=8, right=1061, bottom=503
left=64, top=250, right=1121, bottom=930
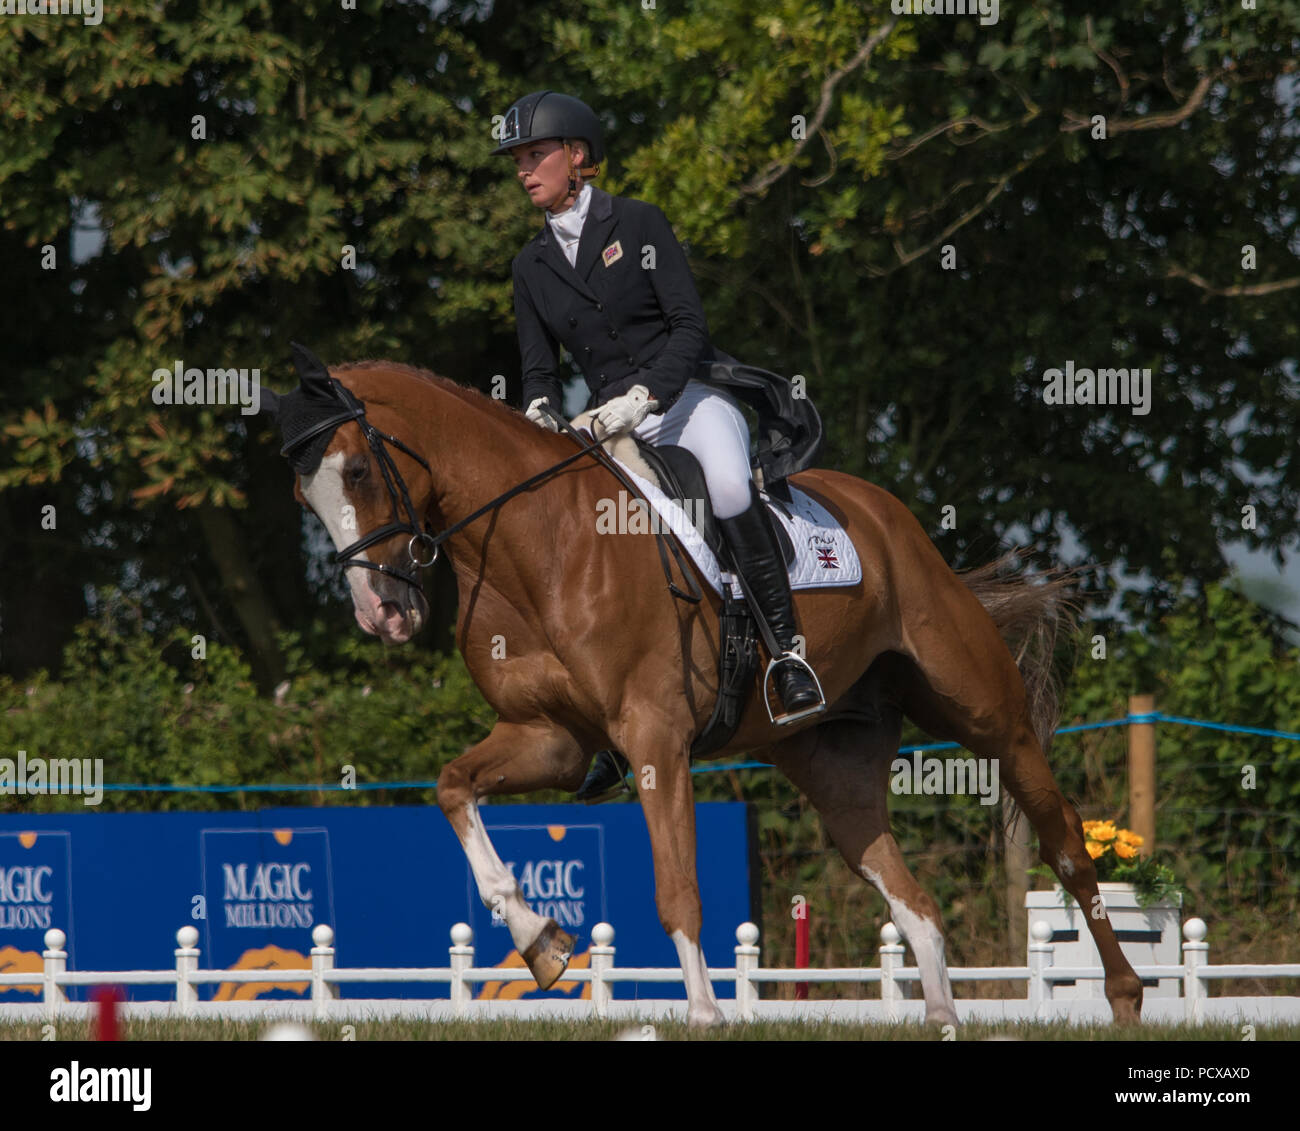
left=263, top=344, right=436, bottom=644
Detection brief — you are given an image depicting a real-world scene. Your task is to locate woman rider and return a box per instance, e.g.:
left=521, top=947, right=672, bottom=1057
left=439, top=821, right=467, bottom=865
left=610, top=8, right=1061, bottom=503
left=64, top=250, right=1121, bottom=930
left=494, top=90, right=824, bottom=799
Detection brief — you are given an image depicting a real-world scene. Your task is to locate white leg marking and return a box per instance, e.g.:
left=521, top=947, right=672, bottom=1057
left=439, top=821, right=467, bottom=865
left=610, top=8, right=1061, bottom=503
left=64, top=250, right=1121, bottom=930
left=460, top=802, right=549, bottom=954
left=670, top=929, right=723, bottom=1025
left=863, top=866, right=958, bottom=1024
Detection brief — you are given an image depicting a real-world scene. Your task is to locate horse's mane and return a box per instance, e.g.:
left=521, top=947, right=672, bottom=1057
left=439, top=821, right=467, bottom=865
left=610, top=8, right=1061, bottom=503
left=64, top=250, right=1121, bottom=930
left=332, top=359, right=532, bottom=427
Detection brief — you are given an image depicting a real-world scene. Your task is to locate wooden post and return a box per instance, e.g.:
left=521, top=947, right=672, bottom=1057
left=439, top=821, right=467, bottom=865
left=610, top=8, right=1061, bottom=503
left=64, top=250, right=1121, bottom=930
left=1128, top=693, right=1156, bottom=857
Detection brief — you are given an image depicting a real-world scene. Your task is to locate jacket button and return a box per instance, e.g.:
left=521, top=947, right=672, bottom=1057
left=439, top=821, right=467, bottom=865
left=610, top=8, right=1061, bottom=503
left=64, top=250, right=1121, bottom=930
left=583, top=346, right=591, bottom=354
left=568, top=317, right=577, bottom=328
left=599, top=374, right=607, bottom=384
left=608, top=329, right=619, bottom=339
left=596, top=303, right=604, bottom=312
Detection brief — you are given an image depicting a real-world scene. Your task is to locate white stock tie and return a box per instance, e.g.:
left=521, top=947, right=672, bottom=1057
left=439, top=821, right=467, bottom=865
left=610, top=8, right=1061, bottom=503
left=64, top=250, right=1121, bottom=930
left=546, top=183, right=592, bottom=268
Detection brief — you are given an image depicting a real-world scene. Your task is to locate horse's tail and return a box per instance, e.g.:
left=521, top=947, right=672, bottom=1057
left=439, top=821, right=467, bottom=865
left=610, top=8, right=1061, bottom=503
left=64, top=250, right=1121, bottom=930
left=958, top=552, right=1082, bottom=754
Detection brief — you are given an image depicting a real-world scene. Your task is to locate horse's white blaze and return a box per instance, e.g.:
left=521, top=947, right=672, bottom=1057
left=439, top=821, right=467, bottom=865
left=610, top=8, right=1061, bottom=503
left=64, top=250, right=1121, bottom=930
left=460, top=802, right=550, bottom=954
left=670, top=929, right=723, bottom=1024
left=300, top=452, right=381, bottom=614
left=862, top=865, right=958, bottom=1023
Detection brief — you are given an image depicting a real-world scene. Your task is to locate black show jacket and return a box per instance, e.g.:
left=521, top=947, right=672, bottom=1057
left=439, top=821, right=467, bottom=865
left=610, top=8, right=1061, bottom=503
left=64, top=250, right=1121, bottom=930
left=512, top=186, right=713, bottom=414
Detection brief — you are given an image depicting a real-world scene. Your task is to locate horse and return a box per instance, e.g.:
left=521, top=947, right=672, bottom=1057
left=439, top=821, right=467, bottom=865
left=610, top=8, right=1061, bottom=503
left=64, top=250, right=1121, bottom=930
left=263, top=347, right=1144, bottom=1027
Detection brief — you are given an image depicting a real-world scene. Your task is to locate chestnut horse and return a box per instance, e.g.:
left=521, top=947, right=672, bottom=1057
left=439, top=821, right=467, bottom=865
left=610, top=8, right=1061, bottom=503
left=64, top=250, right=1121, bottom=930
left=267, top=354, right=1143, bottom=1027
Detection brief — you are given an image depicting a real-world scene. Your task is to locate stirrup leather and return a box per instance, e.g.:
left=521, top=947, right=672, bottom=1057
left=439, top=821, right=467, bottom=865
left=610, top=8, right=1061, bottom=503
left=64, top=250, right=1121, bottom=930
left=762, top=651, right=827, bottom=726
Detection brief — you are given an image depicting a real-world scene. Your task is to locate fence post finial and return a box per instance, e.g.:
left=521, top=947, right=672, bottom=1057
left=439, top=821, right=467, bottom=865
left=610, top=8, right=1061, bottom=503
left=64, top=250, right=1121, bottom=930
left=311, top=924, right=336, bottom=1022
left=735, top=923, right=760, bottom=1023
left=450, top=923, right=474, bottom=1015
left=1182, top=917, right=1208, bottom=1023
left=590, top=923, right=615, bottom=1020
left=42, top=928, right=67, bottom=1024
left=1028, top=918, right=1054, bottom=1017
left=879, top=923, right=904, bottom=1021
left=175, top=926, right=200, bottom=1018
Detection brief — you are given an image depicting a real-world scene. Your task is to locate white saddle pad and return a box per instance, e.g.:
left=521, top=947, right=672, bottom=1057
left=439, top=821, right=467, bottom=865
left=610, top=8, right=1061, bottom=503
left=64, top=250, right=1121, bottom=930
left=616, top=462, right=862, bottom=598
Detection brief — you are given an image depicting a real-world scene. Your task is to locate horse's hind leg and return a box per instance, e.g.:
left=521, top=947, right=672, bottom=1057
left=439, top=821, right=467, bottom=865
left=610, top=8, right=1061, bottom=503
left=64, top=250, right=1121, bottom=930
left=893, top=593, right=1144, bottom=1022
left=768, top=714, right=959, bottom=1026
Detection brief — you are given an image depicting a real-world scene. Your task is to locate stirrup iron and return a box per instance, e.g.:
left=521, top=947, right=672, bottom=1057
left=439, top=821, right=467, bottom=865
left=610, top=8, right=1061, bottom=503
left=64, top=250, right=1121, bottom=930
left=763, top=651, right=827, bottom=726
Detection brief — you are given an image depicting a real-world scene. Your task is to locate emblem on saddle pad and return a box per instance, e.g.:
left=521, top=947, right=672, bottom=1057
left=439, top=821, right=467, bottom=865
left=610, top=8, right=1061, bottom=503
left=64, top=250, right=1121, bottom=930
left=811, top=533, right=840, bottom=570
left=602, top=240, right=623, bottom=267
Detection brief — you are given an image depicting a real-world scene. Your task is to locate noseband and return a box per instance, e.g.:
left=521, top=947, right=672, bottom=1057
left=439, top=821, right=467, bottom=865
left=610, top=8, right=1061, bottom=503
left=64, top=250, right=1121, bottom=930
left=281, top=380, right=437, bottom=591
left=280, top=380, right=697, bottom=607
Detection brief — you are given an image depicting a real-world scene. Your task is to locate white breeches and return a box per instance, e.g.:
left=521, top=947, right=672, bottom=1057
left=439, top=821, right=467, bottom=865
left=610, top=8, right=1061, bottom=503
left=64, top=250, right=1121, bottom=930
left=633, top=379, right=753, bottom=519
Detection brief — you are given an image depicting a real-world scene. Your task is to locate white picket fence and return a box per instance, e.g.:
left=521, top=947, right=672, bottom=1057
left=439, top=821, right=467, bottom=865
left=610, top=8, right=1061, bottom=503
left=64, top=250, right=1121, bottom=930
left=2, top=918, right=1298, bottom=1024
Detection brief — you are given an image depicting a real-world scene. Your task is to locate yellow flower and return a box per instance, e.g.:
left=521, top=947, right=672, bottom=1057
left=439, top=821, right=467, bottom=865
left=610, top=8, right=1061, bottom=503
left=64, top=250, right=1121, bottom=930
left=1117, top=828, right=1144, bottom=847
left=1113, top=841, right=1138, bottom=860
left=1090, top=823, right=1117, bottom=843
left=1086, top=840, right=1106, bottom=859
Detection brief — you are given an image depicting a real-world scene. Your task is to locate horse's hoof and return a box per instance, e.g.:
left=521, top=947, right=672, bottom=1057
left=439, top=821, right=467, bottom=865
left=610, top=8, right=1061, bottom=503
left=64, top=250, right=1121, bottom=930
left=1107, top=976, right=1143, bottom=1024
left=687, top=1006, right=726, bottom=1029
left=1110, top=999, right=1142, bottom=1024
left=522, top=920, right=575, bottom=990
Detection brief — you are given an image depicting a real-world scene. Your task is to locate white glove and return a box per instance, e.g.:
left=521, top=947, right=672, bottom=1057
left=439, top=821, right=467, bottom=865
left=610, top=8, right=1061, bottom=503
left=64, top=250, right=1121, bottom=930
left=526, top=396, right=558, bottom=431
left=592, top=385, right=657, bottom=439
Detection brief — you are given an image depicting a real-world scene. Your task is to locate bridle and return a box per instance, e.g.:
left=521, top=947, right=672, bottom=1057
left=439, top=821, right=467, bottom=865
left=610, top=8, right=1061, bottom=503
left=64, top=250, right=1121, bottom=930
left=281, top=377, right=702, bottom=606
left=281, top=379, right=438, bottom=591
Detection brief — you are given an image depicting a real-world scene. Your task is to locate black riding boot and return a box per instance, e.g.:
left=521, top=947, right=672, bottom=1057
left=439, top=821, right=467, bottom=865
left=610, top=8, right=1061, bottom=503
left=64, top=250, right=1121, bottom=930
left=719, top=488, right=826, bottom=721
left=573, top=749, right=631, bottom=803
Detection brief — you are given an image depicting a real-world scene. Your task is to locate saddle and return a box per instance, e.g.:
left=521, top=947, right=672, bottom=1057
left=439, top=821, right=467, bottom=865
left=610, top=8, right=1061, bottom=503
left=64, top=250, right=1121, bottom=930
left=628, top=437, right=792, bottom=757
left=565, top=411, right=803, bottom=756
left=630, top=439, right=795, bottom=568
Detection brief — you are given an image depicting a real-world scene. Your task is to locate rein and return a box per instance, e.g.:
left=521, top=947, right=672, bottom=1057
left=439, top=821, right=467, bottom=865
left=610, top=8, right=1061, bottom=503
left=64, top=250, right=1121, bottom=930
left=540, top=406, right=703, bottom=605
left=286, top=381, right=700, bottom=603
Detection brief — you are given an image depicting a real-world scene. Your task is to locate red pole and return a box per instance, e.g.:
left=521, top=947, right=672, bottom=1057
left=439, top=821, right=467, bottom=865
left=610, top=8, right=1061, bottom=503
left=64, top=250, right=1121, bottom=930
left=794, top=908, right=810, bottom=1000
left=93, top=985, right=122, bottom=1041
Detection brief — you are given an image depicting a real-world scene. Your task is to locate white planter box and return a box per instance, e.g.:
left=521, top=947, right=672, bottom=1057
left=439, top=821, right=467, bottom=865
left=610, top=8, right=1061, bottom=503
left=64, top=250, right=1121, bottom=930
left=1025, top=882, right=1183, bottom=998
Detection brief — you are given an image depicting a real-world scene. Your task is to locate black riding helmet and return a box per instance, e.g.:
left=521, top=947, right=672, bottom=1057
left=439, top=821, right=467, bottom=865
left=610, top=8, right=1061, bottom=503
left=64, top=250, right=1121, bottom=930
left=491, top=90, right=605, bottom=165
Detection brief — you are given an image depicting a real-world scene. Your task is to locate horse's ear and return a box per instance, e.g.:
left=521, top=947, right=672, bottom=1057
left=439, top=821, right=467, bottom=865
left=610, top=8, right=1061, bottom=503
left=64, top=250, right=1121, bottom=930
left=290, top=341, right=333, bottom=396
left=257, top=387, right=281, bottom=423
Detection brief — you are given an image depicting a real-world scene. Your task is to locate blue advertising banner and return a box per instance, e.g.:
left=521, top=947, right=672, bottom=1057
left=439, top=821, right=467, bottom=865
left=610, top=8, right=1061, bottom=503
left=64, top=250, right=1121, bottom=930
left=0, top=803, right=755, bottom=1003
left=0, top=830, right=74, bottom=998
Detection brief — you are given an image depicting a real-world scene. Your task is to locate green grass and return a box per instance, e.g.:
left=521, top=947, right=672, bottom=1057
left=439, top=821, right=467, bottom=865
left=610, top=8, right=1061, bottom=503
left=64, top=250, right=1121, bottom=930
left=1, top=1018, right=1296, bottom=1041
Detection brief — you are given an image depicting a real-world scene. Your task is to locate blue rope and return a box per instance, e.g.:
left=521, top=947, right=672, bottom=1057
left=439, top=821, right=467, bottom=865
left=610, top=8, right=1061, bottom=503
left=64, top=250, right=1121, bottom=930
left=1149, top=713, right=1300, bottom=743
left=75, top=712, right=1300, bottom=793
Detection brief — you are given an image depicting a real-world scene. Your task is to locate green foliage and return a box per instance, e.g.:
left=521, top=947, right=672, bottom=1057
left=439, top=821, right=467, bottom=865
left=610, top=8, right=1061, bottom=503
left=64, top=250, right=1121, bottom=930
left=1, top=0, right=1298, bottom=979
left=1026, top=860, right=1185, bottom=909
left=0, top=597, right=494, bottom=813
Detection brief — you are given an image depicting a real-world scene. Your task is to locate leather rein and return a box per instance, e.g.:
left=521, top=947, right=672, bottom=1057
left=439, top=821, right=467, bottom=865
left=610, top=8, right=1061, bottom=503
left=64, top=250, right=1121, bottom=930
left=283, top=381, right=701, bottom=603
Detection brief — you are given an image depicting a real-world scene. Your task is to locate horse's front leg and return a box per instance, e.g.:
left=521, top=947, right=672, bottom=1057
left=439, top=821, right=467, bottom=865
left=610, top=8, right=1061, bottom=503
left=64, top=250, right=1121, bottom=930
left=437, top=720, right=589, bottom=989
left=621, top=711, right=726, bottom=1029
